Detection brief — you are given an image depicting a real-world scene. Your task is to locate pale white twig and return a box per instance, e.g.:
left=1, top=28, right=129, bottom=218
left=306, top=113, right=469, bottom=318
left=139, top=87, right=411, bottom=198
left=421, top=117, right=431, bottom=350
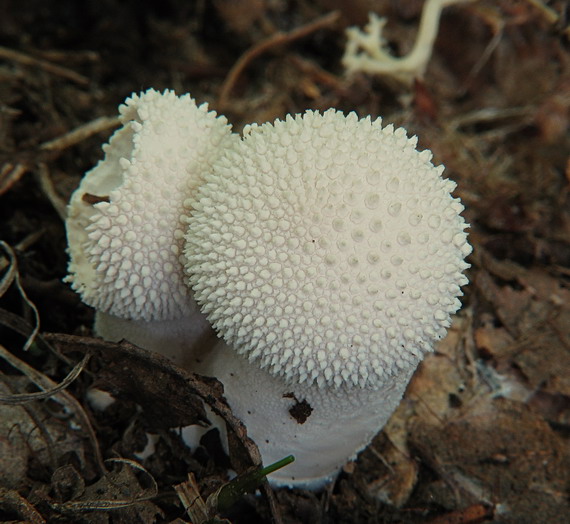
left=342, top=0, right=476, bottom=84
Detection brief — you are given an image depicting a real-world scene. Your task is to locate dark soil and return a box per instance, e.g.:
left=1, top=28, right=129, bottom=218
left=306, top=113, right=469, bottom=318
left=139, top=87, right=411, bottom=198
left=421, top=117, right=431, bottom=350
left=1, top=1, right=569, bottom=523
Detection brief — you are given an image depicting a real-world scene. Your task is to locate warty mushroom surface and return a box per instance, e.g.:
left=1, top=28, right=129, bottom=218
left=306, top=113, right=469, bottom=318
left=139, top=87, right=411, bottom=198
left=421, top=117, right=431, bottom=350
left=183, top=109, right=472, bottom=487
left=65, top=88, right=235, bottom=365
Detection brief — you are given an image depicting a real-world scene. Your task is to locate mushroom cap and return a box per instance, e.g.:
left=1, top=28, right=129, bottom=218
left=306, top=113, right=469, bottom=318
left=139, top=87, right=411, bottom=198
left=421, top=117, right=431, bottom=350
left=184, top=109, right=471, bottom=389
left=66, top=88, right=235, bottom=322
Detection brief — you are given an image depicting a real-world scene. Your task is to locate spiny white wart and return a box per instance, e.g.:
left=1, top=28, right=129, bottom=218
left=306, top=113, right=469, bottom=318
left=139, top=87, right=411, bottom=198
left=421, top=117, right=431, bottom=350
left=185, top=109, right=471, bottom=390
left=66, top=88, right=236, bottom=322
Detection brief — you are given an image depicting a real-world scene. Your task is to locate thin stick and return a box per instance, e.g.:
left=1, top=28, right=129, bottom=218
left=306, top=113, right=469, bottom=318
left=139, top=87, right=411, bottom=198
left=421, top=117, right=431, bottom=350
left=0, top=162, right=28, bottom=196
left=218, top=11, right=340, bottom=110
left=524, top=0, right=560, bottom=24
left=1, top=116, right=119, bottom=198
left=40, top=115, right=121, bottom=152
left=0, top=230, right=44, bottom=273
left=35, top=163, right=68, bottom=221
left=0, top=45, right=89, bottom=85
left=0, top=241, right=40, bottom=351
left=0, top=350, right=90, bottom=405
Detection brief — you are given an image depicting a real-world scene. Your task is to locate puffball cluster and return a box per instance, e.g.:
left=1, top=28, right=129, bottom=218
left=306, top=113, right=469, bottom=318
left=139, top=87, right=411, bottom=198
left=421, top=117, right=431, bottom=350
left=65, top=88, right=472, bottom=488
left=66, top=89, right=235, bottom=322
left=185, top=110, right=470, bottom=390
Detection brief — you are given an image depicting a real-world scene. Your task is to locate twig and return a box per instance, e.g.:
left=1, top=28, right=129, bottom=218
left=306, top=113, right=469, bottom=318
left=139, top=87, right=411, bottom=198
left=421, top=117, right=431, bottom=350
left=37, top=49, right=99, bottom=64
left=524, top=0, right=560, bottom=24
left=460, top=16, right=503, bottom=96
left=0, top=45, right=89, bottom=85
left=447, top=106, right=534, bottom=129
left=35, top=163, right=68, bottom=221
left=0, top=230, right=44, bottom=273
left=40, top=115, right=121, bottom=152
left=0, top=162, right=28, bottom=196
left=0, top=350, right=90, bottom=405
left=0, top=241, right=40, bottom=351
left=342, top=0, right=476, bottom=84
left=1, top=116, right=119, bottom=198
left=218, top=11, right=340, bottom=110
left=288, top=55, right=345, bottom=90
left=174, top=473, right=210, bottom=524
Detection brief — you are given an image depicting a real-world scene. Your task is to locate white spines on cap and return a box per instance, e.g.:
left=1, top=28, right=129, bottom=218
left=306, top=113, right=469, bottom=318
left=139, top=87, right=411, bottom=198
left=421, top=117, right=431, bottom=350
left=66, top=88, right=236, bottom=322
left=185, top=109, right=471, bottom=390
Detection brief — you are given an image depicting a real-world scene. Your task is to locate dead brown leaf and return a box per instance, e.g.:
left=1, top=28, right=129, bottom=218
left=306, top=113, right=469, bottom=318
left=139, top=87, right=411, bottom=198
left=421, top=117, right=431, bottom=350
left=411, top=397, right=570, bottom=522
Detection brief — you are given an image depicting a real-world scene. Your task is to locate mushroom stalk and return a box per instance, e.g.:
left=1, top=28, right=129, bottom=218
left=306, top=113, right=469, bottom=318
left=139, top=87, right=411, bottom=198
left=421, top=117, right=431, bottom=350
left=184, top=109, right=471, bottom=487
left=192, top=339, right=416, bottom=488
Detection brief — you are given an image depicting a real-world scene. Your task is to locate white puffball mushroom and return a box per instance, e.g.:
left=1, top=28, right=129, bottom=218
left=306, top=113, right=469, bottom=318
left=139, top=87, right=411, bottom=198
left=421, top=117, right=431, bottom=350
left=184, top=109, right=471, bottom=487
left=66, top=88, right=235, bottom=364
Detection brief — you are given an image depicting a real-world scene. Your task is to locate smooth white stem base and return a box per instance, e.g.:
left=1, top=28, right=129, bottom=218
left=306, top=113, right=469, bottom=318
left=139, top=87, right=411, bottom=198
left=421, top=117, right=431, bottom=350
left=192, top=339, right=416, bottom=489
left=94, top=312, right=416, bottom=488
